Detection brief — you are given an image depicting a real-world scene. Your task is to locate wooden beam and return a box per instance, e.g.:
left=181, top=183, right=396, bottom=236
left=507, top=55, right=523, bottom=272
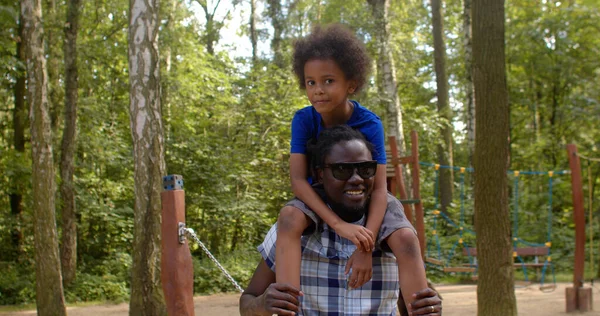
left=411, top=131, right=426, bottom=260
left=566, top=145, right=585, bottom=289
left=388, top=135, right=413, bottom=223
left=161, top=175, right=194, bottom=316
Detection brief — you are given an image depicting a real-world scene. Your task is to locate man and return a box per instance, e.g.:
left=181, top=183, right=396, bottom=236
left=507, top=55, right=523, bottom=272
left=240, top=126, right=442, bottom=315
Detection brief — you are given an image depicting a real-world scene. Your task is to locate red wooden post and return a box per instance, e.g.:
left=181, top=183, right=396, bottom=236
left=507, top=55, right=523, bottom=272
left=411, top=131, right=426, bottom=260
left=566, top=145, right=590, bottom=312
left=161, top=175, right=195, bottom=316
left=388, top=136, right=413, bottom=223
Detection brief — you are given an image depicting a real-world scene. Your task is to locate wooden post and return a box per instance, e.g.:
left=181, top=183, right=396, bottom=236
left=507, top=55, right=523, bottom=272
left=566, top=145, right=591, bottom=312
left=161, top=175, right=194, bottom=316
left=388, top=136, right=413, bottom=223
left=411, top=131, right=426, bottom=260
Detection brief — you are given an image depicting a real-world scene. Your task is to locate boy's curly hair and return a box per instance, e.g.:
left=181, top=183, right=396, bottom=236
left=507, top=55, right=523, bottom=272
left=293, top=24, right=371, bottom=94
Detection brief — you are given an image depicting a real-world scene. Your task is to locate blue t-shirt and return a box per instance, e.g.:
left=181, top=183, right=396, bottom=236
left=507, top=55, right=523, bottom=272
left=290, top=100, right=387, bottom=165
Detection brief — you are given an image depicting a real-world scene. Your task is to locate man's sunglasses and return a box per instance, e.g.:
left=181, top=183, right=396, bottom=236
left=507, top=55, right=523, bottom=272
left=323, top=160, right=378, bottom=181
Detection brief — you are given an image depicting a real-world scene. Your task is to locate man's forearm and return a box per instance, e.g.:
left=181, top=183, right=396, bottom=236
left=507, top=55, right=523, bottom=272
left=239, top=293, right=267, bottom=316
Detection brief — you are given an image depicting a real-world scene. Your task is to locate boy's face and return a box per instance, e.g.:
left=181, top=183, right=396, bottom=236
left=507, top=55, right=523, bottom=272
left=319, top=140, right=374, bottom=214
left=304, top=58, right=357, bottom=116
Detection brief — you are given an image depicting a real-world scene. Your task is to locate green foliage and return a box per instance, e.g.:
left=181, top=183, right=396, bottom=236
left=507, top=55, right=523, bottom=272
left=65, top=273, right=129, bottom=303
left=0, top=0, right=599, bottom=307
left=194, top=249, right=261, bottom=294
left=0, top=262, right=35, bottom=305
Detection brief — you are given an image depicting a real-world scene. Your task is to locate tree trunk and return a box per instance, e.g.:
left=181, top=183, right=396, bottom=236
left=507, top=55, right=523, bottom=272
left=472, top=0, right=517, bottom=315
left=267, top=0, right=284, bottom=68
left=128, top=0, right=167, bottom=315
left=249, top=0, right=258, bottom=66
left=46, top=0, right=61, bottom=132
left=195, top=0, right=227, bottom=56
left=10, top=12, right=27, bottom=262
left=22, top=0, right=67, bottom=314
left=59, top=0, right=80, bottom=287
left=463, top=0, right=474, bottom=167
left=368, top=0, right=412, bottom=194
left=431, top=0, right=453, bottom=213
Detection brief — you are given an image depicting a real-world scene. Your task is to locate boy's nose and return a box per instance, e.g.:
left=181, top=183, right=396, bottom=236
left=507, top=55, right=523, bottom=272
left=315, top=84, right=324, bottom=94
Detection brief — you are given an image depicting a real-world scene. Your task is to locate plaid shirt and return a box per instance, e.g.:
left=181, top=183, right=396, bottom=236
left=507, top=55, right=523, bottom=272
left=258, top=193, right=415, bottom=315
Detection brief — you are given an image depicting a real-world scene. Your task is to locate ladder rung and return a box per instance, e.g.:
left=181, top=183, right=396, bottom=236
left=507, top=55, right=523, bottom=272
left=539, top=284, right=556, bottom=291
left=443, top=267, right=476, bottom=273
left=514, top=280, right=532, bottom=287
left=399, top=199, right=421, bottom=204
left=425, top=257, right=443, bottom=265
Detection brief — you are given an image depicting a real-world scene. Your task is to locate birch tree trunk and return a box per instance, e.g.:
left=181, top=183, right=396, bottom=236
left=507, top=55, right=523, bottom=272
left=472, top=0, right=517, bottom=314
left=463, top=0, right=475, bottom=167
left=128, top=0, right=167, bottom=314
left=59, top=0, right=81, bottom=287
left=22, top=0, right=67, bottom=314
left=431, top=0, right=453, bottom=213
left=368, top=0, right=411, bottom=193
left=10, top=12, right=26, bottom=262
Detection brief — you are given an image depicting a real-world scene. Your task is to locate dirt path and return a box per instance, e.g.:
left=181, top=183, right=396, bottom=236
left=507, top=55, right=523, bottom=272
left=2, top=283, right=598, bottom=315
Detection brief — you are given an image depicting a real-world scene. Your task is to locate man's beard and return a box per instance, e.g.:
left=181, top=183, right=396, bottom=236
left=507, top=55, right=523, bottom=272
left=327, top=198, right=370, bottom=223
left=312, top=184, right=370, bottom=223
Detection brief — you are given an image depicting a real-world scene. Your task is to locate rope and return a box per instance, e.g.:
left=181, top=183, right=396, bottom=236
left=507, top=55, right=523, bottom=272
left=577, top=152, right=600, bottom=162
left=419, top=162, right=569, bottom=175
left=423, top=162, right=559, bottom=285
left=184, top=228, right=244, bottom=293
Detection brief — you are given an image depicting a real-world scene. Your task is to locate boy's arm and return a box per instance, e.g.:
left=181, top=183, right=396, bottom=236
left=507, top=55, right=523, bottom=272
left=290, top=153, right=374, bottom=251
left=347, top=164, right=387, bottom=288
left=364, top=164, right=388, bottom=239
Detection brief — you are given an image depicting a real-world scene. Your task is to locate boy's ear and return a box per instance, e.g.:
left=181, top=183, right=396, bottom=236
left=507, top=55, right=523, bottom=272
left=317, top=169, right=324, bottom=183
left=348, top=80, right=358, bottom=94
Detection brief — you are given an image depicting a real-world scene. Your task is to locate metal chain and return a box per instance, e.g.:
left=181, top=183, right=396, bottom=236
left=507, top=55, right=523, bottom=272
left=184, top=228, right=244, bottom=293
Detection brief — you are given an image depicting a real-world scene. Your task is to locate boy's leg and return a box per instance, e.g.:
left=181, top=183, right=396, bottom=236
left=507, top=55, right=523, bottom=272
left=275, top=206, right=310, bottom=289
left=386, top=228, right=428, bottom=311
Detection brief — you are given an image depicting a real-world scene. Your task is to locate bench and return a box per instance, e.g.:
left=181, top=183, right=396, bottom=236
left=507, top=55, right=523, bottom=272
left=460, top=247, right=550, bottom=280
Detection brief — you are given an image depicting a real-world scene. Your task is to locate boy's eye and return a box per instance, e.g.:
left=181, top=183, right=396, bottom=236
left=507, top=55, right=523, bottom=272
left=325, top=79, right=333, bottom=84
left=306, top=80, right=315, bottom=86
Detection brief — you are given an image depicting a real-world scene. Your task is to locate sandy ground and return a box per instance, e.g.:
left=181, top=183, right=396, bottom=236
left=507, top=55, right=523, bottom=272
left=2, top=283, right=598, bottom=315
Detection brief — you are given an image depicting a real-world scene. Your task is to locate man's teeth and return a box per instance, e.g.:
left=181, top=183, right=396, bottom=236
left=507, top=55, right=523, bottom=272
left=346, top=190, right=363, bottom=195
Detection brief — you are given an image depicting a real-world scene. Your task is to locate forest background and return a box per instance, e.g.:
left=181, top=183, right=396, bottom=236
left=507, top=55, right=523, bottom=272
left=1, top=0, right=599, bottom=308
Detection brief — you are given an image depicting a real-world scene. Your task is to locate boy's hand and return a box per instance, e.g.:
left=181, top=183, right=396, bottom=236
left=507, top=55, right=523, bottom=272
left=345, top=249, right=373, bottom=289
left=334, top=222, right=375, bottom=252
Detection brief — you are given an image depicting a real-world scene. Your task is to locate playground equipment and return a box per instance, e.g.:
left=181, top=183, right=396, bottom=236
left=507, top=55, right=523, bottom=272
left=161, top=175, right=243, bottom=315
left=159, top=140, right=595, bottom=313
left=420, top=162, right=563, bottom=290
left=565, top=144, right=593, bottom=312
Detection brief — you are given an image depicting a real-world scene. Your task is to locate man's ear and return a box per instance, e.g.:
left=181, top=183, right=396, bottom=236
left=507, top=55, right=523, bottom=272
left=317, top=169, right=324, bottom=183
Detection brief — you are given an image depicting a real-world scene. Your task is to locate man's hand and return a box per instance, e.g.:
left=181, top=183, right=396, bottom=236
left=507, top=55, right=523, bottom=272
left=257, top=283, right=303, bottom=316
left=334, top=222, right=375, bottom=252
left=345, top=249, right=373, bottom=289
left=407, top=288, right=442, bottom=315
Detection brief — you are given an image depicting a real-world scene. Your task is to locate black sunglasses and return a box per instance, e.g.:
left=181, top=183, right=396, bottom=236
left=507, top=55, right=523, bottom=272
left=323, top=160, right=377, bottom=181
